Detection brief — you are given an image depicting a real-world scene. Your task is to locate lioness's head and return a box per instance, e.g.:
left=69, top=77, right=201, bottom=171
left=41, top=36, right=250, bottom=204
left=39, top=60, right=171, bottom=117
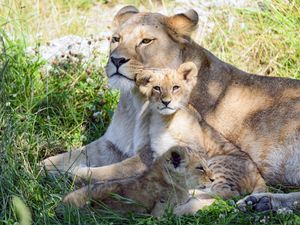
left=163, top=146, right=212, bottom=190
left=136, top=62, right=198, bottom=115
left=105, top=6, right=199, bottom=91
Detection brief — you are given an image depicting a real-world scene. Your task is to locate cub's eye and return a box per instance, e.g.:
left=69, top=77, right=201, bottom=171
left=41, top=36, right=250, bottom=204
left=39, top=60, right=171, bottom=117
left=173, top=85, right=180, bottom=91
left=153, top=86, right=161, bottom=92
left=196, top=166, right=205, bottom=172
left=112, top=36, right=120, bottom=43
left=140, top=38, right=153, bottom=45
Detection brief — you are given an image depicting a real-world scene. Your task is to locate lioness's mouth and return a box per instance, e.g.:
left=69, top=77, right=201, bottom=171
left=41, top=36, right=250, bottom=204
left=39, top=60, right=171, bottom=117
left=159, top=106, right=175, bottom=111
left=110, top=72, right=135, bottom=81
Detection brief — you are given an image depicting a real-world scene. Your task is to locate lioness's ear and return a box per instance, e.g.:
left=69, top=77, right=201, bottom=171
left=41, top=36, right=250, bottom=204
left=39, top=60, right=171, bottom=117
left=166, top=9, right=198, bottom=36
left=113, top=5, right=139, bottom=27
left=177, top=62, right=198, bottom=86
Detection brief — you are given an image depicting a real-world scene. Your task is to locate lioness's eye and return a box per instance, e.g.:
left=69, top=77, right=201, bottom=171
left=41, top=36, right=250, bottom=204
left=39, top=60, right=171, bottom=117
left=173, top=85, right=180, bottom=91
left=112, top=36, right=120, bottom=43
left=153, top=86, right=161, bottom=92
left=141, top=38, right=153, bottom=45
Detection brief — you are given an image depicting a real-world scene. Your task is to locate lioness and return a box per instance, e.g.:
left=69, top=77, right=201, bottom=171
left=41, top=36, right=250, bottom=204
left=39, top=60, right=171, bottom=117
left=63, top=146, right=212, bottom=216
left=42, top=6, right=300, bottom=212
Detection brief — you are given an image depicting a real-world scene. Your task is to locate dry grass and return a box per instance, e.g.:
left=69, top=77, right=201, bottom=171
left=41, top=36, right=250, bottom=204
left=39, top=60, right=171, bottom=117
left=201, top=0, right=300, bottom=78
left=1, top=0, right=112, bottom=43
left=1, top=0, right=298, bottom=78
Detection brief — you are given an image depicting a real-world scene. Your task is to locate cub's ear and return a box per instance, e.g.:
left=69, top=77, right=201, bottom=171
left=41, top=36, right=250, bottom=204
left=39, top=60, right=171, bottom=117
left=165, top=9, right=198, bottom=36
left=136, top=74, right=151, bottom=87
left=177, top=62, right=198, bottom=86
left=113, top=5, right=139, bottom=27
left=171, top=151, right=183, bottom=169
left=136, top=72, right=152, bottom=96
left=165, top=146, right=187, bottom=170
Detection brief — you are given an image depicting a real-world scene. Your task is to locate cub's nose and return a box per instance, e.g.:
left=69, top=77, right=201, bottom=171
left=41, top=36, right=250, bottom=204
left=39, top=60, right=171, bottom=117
left=110, top=56, right=130, bottom=68
left=162, top=100, right=171, bottom=107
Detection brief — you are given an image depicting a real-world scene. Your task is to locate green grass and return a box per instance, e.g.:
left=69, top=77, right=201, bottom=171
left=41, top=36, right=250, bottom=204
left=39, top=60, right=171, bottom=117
left=1, top=0, right=300, bottom=224
left=200, top=0, right=300, bottom=78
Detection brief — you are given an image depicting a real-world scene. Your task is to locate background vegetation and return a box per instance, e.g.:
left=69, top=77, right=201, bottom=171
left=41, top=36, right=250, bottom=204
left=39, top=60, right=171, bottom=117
left=1, top=0, right=300, bottom=224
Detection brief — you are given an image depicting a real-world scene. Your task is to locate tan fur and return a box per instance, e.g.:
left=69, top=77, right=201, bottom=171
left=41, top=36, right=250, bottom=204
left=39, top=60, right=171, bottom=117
left=207, top=81, right=223, bottom=101
left=42, top=6, right=300, bottom=213
left=63, top=147, right=212, bottom=217
left=136, top=65, right=266, bottom=200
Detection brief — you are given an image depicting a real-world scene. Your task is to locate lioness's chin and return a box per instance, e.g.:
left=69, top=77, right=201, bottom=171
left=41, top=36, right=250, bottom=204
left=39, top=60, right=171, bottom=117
left=158, top=108, right=177, bottom=115
left=108, top=76, right=135, bottom=92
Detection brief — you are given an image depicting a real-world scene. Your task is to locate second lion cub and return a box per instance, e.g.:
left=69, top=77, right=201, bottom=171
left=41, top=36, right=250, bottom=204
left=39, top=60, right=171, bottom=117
left=63, top=147, right=212, bottom=216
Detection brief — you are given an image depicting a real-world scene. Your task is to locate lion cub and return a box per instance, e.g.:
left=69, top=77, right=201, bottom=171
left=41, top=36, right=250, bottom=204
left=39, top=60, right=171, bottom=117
left=135, top=62, right=266, bottom=213
left=63, top=147, right=212, bottom=216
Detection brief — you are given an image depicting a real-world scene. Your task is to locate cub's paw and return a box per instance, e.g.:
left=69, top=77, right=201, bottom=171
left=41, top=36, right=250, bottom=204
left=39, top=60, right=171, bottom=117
left=237, top=194, right=272, bottom=212
left=174, top=197, right=215, bottom=216
left=174, top=199, right=199, bottom=216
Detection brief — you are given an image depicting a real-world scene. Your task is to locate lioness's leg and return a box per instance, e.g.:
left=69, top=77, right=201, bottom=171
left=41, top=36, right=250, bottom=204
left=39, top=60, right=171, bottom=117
left=237, top=165, right=300, bottom=212
left=74, top=145, right=154, bottom=182
left=237, top=192, right=300, bottom=212
left=41, top=137, right=127, bottom=177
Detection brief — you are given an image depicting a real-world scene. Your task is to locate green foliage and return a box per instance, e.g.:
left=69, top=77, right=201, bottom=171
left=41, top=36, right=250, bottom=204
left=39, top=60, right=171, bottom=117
left=12, top=196, right=32, bottom=225
left=0, top=31, right=118, bottom=224
left=203, top=0, right=300, bottom=78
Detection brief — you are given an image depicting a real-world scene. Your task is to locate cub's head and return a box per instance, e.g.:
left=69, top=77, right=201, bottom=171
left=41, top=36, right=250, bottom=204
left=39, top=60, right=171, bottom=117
left=136, top=62, right=198, bottom=115
left=105, top=6, right=199, bottom=91
left=163, top=146, right=213, bottom=190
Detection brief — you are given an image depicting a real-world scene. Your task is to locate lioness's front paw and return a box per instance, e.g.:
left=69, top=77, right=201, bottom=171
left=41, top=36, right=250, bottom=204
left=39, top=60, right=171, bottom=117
left=40, top=155, right=87, bottom=181
left=40, top=156, right=73, bottom=174
left=237, top=194, right=272, bottom=212
left=63, top=191, right=88, bottom=208
left=39, top=157, right=65, bottom=176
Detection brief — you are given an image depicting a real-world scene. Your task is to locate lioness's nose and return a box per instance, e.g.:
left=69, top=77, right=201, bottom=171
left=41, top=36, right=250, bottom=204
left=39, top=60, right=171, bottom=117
left=162, top=100, right=171, bottom=107
left=111, top=56, right=130, bottom=68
